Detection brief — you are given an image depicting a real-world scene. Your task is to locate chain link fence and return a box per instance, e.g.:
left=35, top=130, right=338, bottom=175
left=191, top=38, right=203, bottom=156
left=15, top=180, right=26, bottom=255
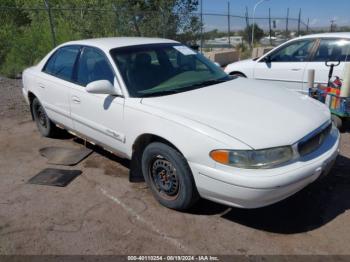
left=0, top=4, right=311, bottom=46
left=0, top=3, right=319, bottom=77
left=199, top=13, right=309, bottom=49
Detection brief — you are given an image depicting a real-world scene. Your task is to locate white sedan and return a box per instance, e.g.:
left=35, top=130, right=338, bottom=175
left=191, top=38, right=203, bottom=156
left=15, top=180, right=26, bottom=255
left=225, top=32, right=350, bottom=93
left=22, top=37, right=340, bottom=210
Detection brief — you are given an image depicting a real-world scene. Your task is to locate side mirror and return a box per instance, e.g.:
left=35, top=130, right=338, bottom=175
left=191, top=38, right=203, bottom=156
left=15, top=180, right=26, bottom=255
left=260, top=55, right=271, bottom=63
left=86, top=78, right=123, bottom=96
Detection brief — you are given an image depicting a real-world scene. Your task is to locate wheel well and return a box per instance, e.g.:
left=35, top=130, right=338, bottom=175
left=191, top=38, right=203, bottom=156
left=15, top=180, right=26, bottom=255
left=28, top=91, right=36, bottom=120
left=129, top=134, right=182, bottom=182
left=132, top=134, right=181, bottom=159
left=229, top=71, right=246, bottom=77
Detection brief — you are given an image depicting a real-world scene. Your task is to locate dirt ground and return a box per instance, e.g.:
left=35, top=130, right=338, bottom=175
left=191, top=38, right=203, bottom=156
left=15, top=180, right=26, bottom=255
left=1, top=76, right=350, bottom=255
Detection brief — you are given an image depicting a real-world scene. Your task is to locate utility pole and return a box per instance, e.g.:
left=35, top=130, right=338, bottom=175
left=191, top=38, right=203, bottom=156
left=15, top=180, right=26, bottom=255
left=200, top=0, right=203, bottom=52
left=44, top=0, right=56, bottom=47
left=252, top=0, right=268, bottom=48
left=306, top=18, right=309, bottom=33
left=161, top=0, right=166, bottom=38
left=112, top=3, right=119, bottom=36
left=245, top=6, right=251, bottom=48
left=285, top=8, right=289, bottom=39
left=297, top=8, right=301, bottom=36
left=330, top=19, right=336, bottom=32
left=228, top=1, right=231, bottom=46
left=269, top=8, right=272, bottom=45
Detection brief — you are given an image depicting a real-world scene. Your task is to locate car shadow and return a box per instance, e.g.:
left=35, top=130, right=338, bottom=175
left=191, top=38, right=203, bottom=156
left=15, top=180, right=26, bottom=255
left=340, top=119, right=350, bottom=133
left=103, top=95, right=117, bottom=110
left=71, top=134, right=350, bottom=234
left=189, top=154, right=350, bottom=234
left=73, top=137, right=130, bottom=169
left=50, top=129, right=75, bottom=140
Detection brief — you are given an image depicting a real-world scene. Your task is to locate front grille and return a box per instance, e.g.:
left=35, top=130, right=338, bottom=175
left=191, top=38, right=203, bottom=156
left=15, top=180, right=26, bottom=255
left=298, top=123, right=332, bottom=156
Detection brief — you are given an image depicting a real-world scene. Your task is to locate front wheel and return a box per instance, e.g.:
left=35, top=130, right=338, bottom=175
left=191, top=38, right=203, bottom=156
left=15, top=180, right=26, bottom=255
left=141, top=142, right=199, bottom=210
left=32, top=97, right=58, bottom=137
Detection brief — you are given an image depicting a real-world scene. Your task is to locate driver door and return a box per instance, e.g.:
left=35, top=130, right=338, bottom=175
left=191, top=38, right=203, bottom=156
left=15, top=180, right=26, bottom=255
left=69, top=46, right=127, bottom=155
left=254, top=39, right=316, bottom=92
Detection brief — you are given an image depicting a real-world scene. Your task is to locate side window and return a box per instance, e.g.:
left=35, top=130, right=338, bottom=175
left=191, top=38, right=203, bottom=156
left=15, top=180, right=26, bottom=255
left=43, top=46, right=80, bottom=81
left=269, top=40, right=314, bottom=62
left=312, top=39, right=350, bottom=62
left=76, top=47, right=115, bottom=86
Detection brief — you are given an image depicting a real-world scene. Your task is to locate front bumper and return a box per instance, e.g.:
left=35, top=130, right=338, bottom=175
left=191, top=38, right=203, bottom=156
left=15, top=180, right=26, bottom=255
left=190, top=126, right=340, bottom=208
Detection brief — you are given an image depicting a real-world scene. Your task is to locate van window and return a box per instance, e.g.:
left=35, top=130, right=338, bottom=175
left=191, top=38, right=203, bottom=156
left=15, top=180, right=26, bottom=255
left=313, top=39, right=350, bottom=62
left=269, top=40, right=315, bottom=62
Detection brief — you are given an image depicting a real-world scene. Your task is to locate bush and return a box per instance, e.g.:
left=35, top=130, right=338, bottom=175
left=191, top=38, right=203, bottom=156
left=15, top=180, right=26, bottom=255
left=0, top=0, right=200, bottom=78
left=0, top=23, right=53, bottom=77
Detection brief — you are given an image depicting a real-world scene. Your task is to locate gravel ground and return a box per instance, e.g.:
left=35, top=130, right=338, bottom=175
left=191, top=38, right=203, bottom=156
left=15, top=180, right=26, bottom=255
left=0, top=76, right=350, bottom=256
left=0, top=76, right=30, bottom=119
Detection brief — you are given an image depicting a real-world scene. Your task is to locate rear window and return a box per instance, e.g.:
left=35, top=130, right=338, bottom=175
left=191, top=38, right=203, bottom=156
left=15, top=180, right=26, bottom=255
left=43, top=46, right=80, bottom=81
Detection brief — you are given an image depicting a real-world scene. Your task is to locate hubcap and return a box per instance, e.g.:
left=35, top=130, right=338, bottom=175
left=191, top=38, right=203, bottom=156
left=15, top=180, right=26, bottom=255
left=150, top=157, right=179, bottom=200
left=36, top=105, right=47, bottom=128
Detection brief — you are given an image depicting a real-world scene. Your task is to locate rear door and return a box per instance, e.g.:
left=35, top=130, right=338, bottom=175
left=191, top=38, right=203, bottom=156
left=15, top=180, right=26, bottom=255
left=303, top=38, right=350, bottom=92
left=40, top=45, right=81, bottom=128
left=254, top=39, right=316, bottom=92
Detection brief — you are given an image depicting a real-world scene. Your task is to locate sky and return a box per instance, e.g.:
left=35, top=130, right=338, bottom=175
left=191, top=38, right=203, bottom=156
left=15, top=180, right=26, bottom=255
left=199, top=0, right=350, bottom=31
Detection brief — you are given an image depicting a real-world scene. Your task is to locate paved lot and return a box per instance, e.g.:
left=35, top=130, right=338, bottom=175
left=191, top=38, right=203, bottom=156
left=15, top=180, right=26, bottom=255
left=1, top=77, right=350, bottom=255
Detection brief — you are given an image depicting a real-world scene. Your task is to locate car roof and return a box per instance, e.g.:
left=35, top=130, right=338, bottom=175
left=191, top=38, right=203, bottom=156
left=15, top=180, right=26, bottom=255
left=60, top=37, right=179, bottom=52
left=297, top=32, right=350, bottom=40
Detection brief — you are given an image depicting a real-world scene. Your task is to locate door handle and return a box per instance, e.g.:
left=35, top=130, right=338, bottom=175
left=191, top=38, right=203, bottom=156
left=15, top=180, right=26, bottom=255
left=38, top=83, right=46, bottom=89
left=291, top=68, right=301, bottom=71
left=72, top=96, right=81, bottom=104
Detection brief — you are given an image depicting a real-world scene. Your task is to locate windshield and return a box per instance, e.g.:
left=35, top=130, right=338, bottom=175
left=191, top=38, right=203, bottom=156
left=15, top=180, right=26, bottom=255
left=110, top=43, right=230, bottom=97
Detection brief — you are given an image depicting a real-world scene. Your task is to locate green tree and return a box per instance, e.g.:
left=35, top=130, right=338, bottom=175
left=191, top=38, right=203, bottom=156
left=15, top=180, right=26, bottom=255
left=0, top=0, right=200, bottom=77
left=111, top=0, right=199, bottom=38
left=242, top=23, right=264, bottom=46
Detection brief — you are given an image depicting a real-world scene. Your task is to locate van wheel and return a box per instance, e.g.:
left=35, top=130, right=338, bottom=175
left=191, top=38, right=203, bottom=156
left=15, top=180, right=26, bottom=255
left=230, top=72, right=246, bottom=78
left=331, top=115, right=342, bottom=130
left=141, top=142, right=199, bottom=210
left=32, top=98, right=58, bottom=137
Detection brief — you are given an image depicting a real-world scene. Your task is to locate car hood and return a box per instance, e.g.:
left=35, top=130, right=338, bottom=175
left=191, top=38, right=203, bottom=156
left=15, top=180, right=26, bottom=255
left=141, top=78, right=330, bottom=149
left=232, top=58, right=253, bottom=65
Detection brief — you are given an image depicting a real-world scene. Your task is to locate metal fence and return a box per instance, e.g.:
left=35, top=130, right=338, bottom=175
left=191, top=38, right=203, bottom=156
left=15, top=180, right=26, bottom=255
left=200, top=13, right=309, bottom=48
left=0, top=3, right=311, bottom=49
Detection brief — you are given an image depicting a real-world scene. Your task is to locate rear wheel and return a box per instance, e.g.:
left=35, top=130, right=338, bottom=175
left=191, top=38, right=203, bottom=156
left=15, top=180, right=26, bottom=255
left=141, top=142, right=199, bottom=210
left=32, top=98, right=58, bottom=137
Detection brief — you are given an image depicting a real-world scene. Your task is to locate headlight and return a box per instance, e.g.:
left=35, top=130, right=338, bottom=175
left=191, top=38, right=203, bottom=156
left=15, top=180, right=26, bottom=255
left=210, top=146, right=293, bottom=169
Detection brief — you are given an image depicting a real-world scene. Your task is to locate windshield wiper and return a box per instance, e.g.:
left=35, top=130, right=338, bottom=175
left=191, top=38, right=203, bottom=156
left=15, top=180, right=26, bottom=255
left=139, top=78, right=230, bottom=98
left=139, top=89, right=181, bottom=98
left=184, top=78, right=229, bottom=88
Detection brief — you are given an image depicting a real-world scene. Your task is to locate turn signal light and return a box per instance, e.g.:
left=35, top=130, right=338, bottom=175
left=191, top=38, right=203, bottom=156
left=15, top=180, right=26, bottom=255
left=210, top=150, right=229, bottom=165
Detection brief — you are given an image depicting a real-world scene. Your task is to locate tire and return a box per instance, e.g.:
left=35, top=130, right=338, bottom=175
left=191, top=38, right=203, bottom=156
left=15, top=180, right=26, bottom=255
left=331, top=114, right=342, bottom=130
left=141, top=142, right=199, bottom=210
left=230, top=72, right=246, bottom=78
left=32, top=97, right=58, bottom=137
